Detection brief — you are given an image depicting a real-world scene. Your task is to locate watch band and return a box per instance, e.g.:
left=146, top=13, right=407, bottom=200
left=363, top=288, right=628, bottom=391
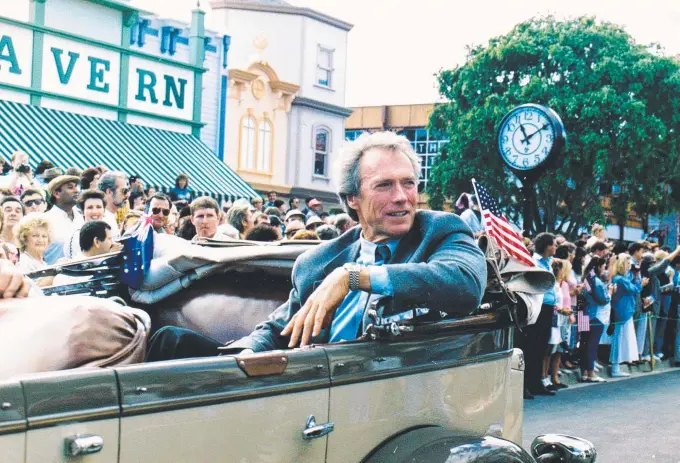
left=343, top=263, right=361, bottom=291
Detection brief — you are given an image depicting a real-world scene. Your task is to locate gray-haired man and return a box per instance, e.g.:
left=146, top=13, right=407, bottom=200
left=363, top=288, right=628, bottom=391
left=147, top=131, right=486, bottom=359
left=97, top=171, right=129, bottom=237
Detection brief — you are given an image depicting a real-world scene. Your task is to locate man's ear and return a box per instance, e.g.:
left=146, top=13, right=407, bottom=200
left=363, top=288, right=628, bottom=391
left=93, top=237, right=101, bottom=249
left=346, top=195, right=359, bottom=214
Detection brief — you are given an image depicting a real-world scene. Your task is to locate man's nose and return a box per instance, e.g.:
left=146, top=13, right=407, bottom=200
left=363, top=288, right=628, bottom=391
left=391, top=183, right=408, bottom=202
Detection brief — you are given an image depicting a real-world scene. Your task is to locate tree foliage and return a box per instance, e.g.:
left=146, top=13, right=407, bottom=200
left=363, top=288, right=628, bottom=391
left=427, top=16, right=680, bottom=237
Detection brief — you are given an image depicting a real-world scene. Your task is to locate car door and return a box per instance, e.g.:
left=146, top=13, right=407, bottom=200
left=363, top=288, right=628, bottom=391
left=0, top=379, right=25, bottom=463
left=115, top=346, right=330, bottom=463
left=323, top=328, right=513, bottom=463
left=21, top=368, right=121, bottom=463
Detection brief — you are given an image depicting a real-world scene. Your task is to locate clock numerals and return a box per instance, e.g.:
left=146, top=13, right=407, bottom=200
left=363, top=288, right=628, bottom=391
left=522, top=158, right=529, bottom=167
left=524, top=112, right=534, bottom=121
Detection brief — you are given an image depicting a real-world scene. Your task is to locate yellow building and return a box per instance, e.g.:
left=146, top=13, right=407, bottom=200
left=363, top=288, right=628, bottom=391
left=225, top=60, right=299, bottom=198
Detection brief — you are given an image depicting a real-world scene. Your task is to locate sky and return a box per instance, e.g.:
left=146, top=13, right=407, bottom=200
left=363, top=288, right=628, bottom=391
left=131, top=0, right=680, bottom=107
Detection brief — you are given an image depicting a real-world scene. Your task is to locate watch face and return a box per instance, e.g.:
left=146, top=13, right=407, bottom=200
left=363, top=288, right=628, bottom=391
left=498, top=106, right=557, bottom=171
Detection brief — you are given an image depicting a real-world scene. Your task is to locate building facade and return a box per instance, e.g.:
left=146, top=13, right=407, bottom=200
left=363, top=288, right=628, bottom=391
left=0, top=0, right=256, bottom=200
left=210, top=0, right=353, bottom=204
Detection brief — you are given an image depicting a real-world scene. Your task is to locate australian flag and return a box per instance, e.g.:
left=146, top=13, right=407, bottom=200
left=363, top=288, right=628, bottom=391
left=119, top=215, right=154, bottom=289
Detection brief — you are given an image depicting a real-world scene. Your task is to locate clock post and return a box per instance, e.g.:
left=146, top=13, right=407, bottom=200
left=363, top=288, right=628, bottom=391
left=496, top=104, right=566, bottom=237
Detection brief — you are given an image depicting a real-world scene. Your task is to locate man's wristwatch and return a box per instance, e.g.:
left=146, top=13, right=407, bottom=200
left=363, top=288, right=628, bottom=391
left=343, top=263, right=361, bottom=291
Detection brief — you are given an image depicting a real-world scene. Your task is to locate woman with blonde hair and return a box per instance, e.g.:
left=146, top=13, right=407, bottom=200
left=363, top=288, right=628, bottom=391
left=546, top=258, right=573, bottom=390
left=15, top=215, right=51, bottom=274
left=610, top=253, right=645, bottom=376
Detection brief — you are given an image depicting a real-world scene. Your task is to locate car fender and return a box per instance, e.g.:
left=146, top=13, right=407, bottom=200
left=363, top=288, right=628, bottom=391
left=361, top=426, right=535, bottom=463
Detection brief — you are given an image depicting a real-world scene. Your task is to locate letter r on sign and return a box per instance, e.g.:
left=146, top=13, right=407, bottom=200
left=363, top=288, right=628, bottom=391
left=135, top=69, right=158, bottom=104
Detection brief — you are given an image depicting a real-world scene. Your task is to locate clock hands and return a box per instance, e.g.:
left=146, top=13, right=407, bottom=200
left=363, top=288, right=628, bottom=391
left=521, top=123, right=549, bottom=144
left=519, top=124, right=529, bottom=145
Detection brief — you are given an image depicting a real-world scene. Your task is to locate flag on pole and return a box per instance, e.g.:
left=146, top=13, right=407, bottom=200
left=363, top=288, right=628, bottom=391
left=472, top=180, right=535, bottom=267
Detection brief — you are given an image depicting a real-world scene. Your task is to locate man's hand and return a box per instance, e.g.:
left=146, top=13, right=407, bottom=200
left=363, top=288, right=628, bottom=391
left=281, top=268, right=350, bottom=348
left=0, top=259, right=31, bottom=298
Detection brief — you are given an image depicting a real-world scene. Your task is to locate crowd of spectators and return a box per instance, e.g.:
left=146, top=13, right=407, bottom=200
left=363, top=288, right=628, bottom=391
left=519, top=224, right=680, bottom=399
left=0, top=150, right=358, bottom=284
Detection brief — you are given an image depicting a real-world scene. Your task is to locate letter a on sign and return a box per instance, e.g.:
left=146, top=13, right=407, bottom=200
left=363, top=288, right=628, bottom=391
left=51, top=48, right=80, bottom=85
left=0, top=36, right=22, bottom=75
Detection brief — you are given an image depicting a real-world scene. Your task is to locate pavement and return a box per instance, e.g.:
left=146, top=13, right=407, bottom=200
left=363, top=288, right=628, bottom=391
left=523, top=367, right=680, bottom=463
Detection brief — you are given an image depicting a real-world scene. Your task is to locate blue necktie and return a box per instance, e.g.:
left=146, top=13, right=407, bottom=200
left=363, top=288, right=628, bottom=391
left=375, top=244, right=391, bottom=266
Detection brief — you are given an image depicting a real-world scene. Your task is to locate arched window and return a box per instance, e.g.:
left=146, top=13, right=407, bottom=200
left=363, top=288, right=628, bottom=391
left=240, top=116, right=256, bottom=170
left=257, top=119, right=273, bottom=172
left=314, top=127, right=330, bottom=176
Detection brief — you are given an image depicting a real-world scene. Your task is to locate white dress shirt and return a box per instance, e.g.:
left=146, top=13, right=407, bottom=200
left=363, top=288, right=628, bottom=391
left=43, top=206, right=84, bottom=264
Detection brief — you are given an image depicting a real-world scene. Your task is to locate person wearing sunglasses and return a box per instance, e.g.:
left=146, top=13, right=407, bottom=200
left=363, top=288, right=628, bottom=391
left=147, top=193, right=173, bottom=233
left=97, top=171, right=130, bottom=233
left=20, top=189, right=47, bottom=214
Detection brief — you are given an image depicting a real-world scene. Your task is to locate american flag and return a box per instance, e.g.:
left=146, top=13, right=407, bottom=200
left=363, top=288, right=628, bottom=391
left=472, top=180, right=535, bottom=267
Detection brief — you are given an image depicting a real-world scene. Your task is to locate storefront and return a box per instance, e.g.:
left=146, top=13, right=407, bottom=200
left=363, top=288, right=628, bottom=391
left=0, top=0, right=256, bottom=200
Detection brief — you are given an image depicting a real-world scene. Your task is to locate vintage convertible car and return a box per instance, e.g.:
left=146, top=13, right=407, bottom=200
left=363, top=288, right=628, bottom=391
left=0, top=239, right=597, bottom=462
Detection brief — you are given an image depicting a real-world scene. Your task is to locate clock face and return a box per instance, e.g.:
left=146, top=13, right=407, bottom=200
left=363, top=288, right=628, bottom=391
left=498, top=106, right=557, bottom=171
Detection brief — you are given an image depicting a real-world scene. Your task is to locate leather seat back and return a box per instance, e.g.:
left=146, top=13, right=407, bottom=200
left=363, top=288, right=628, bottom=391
left=145, top=269, right=290, bottom=344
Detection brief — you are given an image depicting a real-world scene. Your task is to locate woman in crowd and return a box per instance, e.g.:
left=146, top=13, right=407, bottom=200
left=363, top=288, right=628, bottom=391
left=0, top=196, right=24, bottom=246
left=64, top=190, right=106, bottom=259
left=128, top=191, right=147, bottom=212
left=80, top=167, right=101, bottom=190
left=547, top=259, right=573, bottom=390
left=610, top=253, right=644, bottom=377
left=169, top=173, right=194, bottom=203
left=581, top=256, right=614, bottom=382
left=654, top=250, right=675, bottom=358
left=15, top=215, right=51, bottom=274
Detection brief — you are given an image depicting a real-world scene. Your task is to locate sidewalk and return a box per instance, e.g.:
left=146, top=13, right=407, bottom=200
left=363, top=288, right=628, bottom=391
left=557, top=358, right=677, bottom=388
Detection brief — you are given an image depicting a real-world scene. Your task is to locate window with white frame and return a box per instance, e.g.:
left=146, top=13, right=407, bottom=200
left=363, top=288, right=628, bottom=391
left=257, top=119, right=273, bottom=172
left=316, top=46, right=334, bottom=88
left=314, top=127, right=330, bottom=176
left=240, top=116, right=256, bottom=170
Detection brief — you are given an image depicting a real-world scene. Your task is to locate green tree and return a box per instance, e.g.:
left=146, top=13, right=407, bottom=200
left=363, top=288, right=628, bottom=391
left=428, top=16, right=680, bottom=238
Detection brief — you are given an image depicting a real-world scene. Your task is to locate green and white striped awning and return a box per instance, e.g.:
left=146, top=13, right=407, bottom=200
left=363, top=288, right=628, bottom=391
left=0, top=99, right=258, bottom=201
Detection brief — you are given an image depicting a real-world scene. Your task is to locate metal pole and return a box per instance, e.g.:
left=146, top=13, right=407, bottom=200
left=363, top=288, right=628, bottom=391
left=522, top=180, right=533, bottom=238
left=648, top=314, right=655, bottom=371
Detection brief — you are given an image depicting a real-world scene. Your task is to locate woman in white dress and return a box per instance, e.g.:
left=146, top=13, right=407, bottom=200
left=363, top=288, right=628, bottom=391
left=15, top=215, right=51, bottom=277
left=610, top=253, right=646, bottom=377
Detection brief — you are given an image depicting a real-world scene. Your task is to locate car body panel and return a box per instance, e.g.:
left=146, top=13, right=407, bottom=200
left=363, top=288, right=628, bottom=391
left=324, top=329, right=513, bottom=463
left=505, top=348, right=525, bottom=444
left=0, top=379, right=25, bottom=463
left=115, top=348, right=331, bottom=463
left=20, top=369, right=120, bottom=462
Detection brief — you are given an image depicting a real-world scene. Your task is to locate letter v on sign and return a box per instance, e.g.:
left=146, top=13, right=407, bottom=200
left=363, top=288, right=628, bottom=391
left=50, top=48, right=80, bottom=85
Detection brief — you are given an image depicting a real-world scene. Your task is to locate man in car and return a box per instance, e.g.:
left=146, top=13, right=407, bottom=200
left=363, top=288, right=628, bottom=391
left=147, top=131, right=487, bottom=359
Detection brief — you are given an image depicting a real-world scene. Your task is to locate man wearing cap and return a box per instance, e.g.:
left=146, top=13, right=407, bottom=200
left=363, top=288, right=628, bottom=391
left=284, top=209, right=306, bottom=225
left=283, top=220, right=305, bottom=240
left=43, top=175, right=84, bottom=264
left=306, top=198, right=323, bottom=221
left=306, top=216, right=324, bottom=232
